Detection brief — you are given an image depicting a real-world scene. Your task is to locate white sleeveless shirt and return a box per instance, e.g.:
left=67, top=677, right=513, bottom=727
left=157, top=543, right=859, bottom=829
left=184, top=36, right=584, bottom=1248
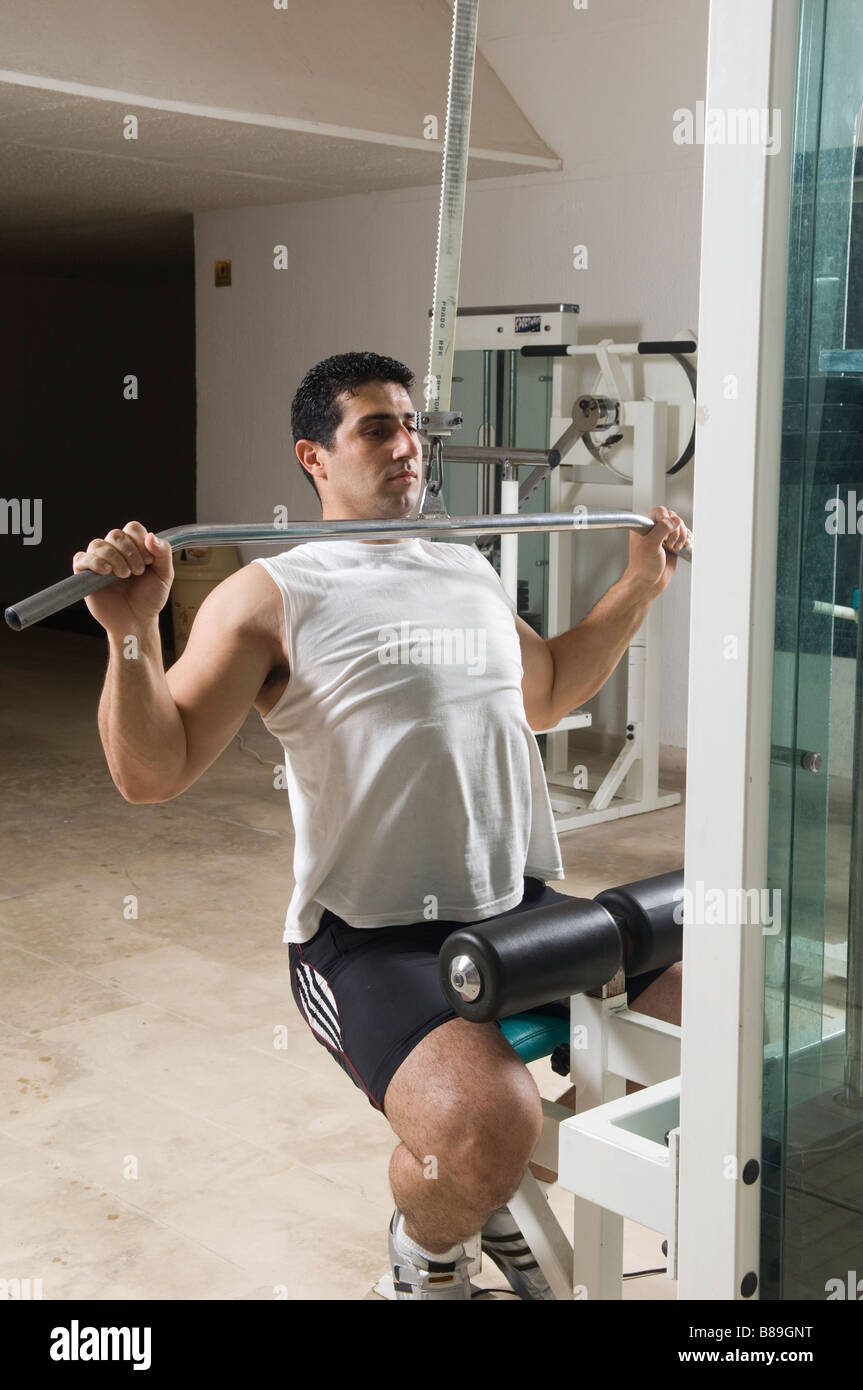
left=253, top=538, right=563, bottom=943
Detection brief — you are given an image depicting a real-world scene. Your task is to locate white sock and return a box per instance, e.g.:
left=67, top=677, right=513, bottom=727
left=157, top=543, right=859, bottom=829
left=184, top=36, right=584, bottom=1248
left=395, top=1211, right=464, bottom=1265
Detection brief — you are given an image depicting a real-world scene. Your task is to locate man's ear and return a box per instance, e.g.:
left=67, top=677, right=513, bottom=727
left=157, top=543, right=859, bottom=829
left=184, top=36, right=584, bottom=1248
left=296, top=439, right=326, bottom=487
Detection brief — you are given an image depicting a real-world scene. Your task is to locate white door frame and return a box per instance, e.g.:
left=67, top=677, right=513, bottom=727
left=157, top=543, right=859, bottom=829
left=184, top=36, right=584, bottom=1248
left=677, top=0, right=800, bottom=1299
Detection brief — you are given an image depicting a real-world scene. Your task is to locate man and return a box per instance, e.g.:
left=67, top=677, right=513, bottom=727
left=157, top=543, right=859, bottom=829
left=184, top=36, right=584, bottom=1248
left=74, top=350, right=691, bottom=1301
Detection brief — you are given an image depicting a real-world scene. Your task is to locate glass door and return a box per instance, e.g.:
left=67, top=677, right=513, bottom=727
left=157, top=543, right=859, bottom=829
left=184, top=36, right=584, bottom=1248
left=762, top=0, right=863, bottom=1299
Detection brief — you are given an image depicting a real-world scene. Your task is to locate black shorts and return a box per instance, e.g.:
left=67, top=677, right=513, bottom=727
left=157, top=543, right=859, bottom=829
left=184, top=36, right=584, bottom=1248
left=288, top=878, right=666, bottom=1114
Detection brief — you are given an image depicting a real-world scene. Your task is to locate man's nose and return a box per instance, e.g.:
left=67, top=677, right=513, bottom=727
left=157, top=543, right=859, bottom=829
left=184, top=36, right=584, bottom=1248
left=393, top=423, right=420, bottom=458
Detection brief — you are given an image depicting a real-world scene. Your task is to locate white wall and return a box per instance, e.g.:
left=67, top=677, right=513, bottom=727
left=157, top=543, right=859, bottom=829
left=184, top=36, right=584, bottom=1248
left=194, top=0, right=710, bottom=750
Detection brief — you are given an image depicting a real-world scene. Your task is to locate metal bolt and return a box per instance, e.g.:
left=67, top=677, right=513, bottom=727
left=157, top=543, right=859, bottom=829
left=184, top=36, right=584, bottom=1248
left=449, top=955, right=481, bottom=1002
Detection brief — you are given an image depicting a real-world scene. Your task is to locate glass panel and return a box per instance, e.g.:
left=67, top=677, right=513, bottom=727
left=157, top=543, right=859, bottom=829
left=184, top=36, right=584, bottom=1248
left=762, top=0, right=863, bottom=1300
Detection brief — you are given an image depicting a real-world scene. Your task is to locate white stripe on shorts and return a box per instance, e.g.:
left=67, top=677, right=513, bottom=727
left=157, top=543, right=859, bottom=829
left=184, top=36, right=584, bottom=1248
left=295, top=961, right=344, bottom=1051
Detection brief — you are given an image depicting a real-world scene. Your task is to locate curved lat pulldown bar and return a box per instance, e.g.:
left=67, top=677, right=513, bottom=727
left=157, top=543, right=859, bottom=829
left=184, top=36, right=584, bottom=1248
left=5, top=510, right=692, bottom=632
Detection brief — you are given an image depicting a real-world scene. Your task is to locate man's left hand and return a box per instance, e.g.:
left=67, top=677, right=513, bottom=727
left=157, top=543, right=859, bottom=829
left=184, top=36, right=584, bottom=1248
left=624, top=506, right=693, bottom=595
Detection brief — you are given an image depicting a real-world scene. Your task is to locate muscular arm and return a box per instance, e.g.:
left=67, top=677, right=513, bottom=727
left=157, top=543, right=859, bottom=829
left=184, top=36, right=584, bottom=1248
left=517, top=576, right=652, bottom=731
left=517, top=507, right=692, bottom=731
left=99, top=565, right=280, bottom=803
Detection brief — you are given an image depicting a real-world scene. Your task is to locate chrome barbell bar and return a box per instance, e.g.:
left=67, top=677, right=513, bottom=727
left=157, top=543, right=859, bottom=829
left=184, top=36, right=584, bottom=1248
left=4, top=509, right=692, bottom=632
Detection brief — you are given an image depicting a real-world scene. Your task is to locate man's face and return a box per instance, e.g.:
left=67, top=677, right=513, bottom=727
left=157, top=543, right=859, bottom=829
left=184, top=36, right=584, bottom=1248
left=300, top=380, right=423, bottom=519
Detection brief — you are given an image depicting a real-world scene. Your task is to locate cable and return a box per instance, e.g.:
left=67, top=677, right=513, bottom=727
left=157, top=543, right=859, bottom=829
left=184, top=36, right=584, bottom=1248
left=233, top=732, right=275, bottom=767
left=583, top=349, right=697, bottom=478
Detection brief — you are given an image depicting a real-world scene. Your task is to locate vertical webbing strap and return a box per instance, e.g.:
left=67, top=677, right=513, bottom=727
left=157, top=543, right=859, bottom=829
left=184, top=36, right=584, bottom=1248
left=424, top=0, right=480, bottom=424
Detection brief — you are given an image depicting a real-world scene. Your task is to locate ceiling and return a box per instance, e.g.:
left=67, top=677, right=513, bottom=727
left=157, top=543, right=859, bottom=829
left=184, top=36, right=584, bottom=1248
left=0, top=0, right=560, bottom=275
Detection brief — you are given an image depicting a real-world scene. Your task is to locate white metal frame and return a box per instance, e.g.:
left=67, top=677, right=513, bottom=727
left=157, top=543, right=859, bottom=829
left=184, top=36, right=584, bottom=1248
left=676, top=0, right=797, bottom=1299
left=544, top=373, right=684, bottom=828
left=488, top=996, right=682, bottom=1300
left=452, top=309, right=689, bottom=831
left=498, top=990, right=683, bottom=1301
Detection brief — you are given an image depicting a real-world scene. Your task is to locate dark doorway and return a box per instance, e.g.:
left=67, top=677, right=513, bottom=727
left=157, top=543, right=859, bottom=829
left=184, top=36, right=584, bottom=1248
left=1, top=222, right=196, bottom=639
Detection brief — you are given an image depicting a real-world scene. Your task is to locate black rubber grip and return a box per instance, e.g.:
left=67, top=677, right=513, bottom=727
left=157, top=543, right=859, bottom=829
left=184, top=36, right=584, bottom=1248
left=521, top=340, right=696, bottom=359
left=520, top=346, right=570, bottom=357
left=637, top=340, right=696, bottom=355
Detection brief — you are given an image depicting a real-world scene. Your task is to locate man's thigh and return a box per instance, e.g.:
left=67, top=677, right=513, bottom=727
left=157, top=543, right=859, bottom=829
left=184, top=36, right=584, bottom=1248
left=289, top=913, right=462, bottom=1113
left=288, top=881, right=561, bottom=1115
left=382, top=1015, right=541, bottom=1160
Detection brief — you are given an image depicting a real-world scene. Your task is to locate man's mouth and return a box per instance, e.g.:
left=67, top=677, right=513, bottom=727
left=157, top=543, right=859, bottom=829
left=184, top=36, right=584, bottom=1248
left=389, top=471, right=417, bottom=481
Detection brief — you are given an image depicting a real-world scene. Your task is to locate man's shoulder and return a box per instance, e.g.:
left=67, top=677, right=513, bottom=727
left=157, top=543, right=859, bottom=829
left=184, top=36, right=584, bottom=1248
left=201, top=560, right=283, bottom=633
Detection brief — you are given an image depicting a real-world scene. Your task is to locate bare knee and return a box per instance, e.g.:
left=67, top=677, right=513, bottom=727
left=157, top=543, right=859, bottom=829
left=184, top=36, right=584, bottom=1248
left=435, top=1071, right=543, bottom=1206
left=384, top=1018, right=544, bottom=1208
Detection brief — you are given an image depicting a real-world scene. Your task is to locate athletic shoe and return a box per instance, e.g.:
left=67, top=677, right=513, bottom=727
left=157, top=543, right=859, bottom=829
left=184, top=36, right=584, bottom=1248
left=481, top=1205, right=556, bottom=1300
left=388, top=1209, right=473, bottom=1300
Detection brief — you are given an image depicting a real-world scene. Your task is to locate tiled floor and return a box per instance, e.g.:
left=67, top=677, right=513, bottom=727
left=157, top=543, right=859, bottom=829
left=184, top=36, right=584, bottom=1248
left=1, top=624, right=683, bottom=1300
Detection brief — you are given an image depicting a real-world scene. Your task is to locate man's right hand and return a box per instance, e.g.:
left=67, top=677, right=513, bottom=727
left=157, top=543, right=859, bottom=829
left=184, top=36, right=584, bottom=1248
left=72, top=521, right=174, bottom=634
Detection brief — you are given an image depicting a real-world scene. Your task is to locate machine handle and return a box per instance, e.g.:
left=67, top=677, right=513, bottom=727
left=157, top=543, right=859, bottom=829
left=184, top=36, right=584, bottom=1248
left=6, top=511, right=691, bottom=631
left=637, top=340, right=697, bottom=355
left=520, top=345, right=572, bottom=357
left=520, top=339, right=697, bottom=358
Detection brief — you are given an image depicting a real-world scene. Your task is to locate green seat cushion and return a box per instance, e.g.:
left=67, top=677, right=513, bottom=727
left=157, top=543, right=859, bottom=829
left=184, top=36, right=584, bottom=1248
left=499, top=1012, right=570, bottom=1063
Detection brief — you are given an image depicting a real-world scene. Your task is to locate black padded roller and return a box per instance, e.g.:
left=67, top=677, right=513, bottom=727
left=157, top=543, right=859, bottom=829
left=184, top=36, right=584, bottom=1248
left=594, top=869, right=684, bottom=977
left=439, top=898, right=622, bottom=1023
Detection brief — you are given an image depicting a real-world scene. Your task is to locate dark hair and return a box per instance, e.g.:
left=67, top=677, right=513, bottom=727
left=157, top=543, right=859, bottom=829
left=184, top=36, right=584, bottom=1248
left=291, top=351, right=415, bottom=498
